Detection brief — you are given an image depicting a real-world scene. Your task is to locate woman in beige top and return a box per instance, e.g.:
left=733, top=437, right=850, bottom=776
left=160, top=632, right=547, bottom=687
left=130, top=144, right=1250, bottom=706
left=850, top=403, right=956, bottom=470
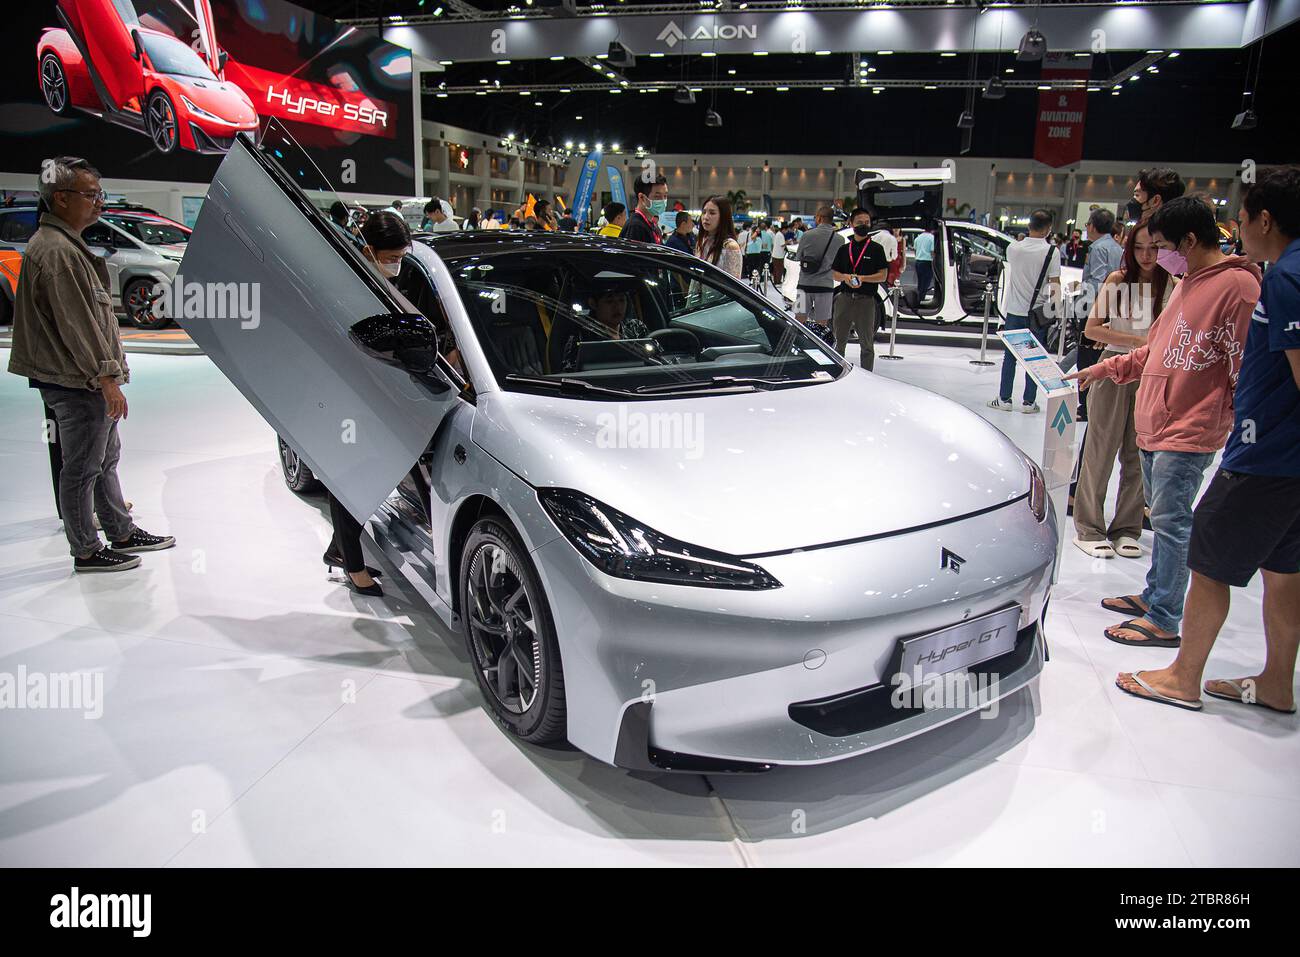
left=696, top=195, right=743, bottom=279
left=1073, top=222, right=1175, bottom=559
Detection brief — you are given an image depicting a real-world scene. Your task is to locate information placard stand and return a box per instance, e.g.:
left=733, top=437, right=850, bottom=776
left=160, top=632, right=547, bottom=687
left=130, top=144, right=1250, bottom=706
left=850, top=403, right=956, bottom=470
left=997, top=329, right=1078, bottom=582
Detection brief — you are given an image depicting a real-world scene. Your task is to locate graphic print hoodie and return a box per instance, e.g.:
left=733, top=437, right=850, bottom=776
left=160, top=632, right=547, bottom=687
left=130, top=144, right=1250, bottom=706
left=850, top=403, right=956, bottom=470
left=1095, top=255, right=1261, bottom=453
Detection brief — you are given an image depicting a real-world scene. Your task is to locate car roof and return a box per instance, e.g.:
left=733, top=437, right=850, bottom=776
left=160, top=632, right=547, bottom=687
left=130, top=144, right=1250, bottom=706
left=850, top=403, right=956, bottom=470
left=414, top=229, right=697, bottom=263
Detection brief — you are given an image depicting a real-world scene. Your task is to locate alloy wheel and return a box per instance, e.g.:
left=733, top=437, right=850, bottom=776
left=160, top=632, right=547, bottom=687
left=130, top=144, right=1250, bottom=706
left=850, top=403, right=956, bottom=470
left=278, top=438, right=303, bottom=484
left=41, top=56, right=66, bottom=113
left=148, top=94, right=177, bottom=153
left=466, top=542, right=541, bottom=715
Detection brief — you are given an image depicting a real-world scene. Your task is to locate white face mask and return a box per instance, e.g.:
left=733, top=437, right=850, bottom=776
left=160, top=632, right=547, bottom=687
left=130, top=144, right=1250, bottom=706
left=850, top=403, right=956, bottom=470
left=377, top=261, right=400, bottom=278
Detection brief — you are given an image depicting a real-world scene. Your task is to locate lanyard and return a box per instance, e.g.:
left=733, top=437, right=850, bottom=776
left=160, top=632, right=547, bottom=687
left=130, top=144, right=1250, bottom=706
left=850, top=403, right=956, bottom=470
left=847, top=238, right=871, bottom=273
left=635, top=208, right=662, bottom=243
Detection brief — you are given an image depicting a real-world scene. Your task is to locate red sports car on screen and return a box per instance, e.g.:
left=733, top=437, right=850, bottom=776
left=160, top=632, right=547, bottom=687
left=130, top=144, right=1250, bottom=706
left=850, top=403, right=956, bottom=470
left=37, top=0, right=258, bottom=155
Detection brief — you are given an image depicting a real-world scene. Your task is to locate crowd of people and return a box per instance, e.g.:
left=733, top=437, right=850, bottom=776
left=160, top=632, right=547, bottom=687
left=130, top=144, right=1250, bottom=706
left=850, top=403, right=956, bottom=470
left=9, top=154, right=1298, bottom=721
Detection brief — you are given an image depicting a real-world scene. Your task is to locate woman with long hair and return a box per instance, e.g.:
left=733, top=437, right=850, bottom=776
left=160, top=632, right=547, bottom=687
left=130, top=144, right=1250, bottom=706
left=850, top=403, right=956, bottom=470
left=1072, top=222, right=1175, bottom=560
left=463, top=207, right=483, bottom=230
left=696, top=195, right=743, bottom=278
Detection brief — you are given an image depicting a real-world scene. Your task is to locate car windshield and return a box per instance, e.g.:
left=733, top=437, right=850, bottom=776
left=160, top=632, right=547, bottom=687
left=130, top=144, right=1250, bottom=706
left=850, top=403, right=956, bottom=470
left=140, top=33, right=217, bottom=82
left=105, top=216, right=189, bottom=245
left=440, top=245, right=847, bottom=396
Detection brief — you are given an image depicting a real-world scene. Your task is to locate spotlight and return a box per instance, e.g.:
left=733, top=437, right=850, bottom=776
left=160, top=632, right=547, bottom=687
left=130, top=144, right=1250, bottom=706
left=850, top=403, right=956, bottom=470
left=674, top=85, right=696, bottom=104
left=956, top=110, right=975, bottom=129
left=607, top=40, right=635, bottom=68
left=1016, top=28, right=1047, bottom=62
left=1231, top=109, right=1258, bottom=130
left=704, top=109, right=723, bottom=127
left=982, top=76, right=1006, bottom=99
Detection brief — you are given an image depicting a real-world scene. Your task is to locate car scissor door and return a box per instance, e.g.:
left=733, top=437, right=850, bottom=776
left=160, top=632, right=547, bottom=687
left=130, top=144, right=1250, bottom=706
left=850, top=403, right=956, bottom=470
left=178, top=126, right=462, bottom=522
left=57, top=0, right=141, bottom=111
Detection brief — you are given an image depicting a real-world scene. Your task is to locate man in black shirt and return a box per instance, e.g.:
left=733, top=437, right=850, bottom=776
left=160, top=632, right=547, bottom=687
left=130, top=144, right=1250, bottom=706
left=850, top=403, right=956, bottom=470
left=830, top=207, right=888, bottom=370
left=619, top=172, right=668, bottom=244
left=665, top=210, right=695, bottom=254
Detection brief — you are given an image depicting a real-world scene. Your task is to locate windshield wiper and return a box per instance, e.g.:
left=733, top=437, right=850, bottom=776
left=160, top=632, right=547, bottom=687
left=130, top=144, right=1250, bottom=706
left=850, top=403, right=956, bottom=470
left=504, top=374, right=635, bottom=398
left=632, top=375, right=821, bottom=395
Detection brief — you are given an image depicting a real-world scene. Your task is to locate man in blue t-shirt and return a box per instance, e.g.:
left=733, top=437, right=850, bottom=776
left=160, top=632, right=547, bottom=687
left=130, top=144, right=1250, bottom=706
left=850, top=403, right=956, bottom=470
left=1113, top=166, right=1300, bottom=714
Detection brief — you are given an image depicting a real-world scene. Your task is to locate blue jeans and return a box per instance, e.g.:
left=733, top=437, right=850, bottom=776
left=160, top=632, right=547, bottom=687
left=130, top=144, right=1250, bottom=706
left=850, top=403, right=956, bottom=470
left=1139, top=449, right=1214, bottom=634
left=997, top=313, right=1040, bottom=404
left=915, top=260, right=933, bottom=300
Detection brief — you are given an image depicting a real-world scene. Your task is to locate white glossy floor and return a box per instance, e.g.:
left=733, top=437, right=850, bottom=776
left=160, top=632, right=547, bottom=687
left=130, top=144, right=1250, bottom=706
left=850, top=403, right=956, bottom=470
left=1, top=345, right=1296, bottom=867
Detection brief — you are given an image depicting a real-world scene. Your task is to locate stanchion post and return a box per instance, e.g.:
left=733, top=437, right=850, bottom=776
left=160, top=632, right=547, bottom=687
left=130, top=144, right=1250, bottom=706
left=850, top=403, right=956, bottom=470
left=970, top=280, right=997, bottom=367
left=879, top=278, right=904, bottom=361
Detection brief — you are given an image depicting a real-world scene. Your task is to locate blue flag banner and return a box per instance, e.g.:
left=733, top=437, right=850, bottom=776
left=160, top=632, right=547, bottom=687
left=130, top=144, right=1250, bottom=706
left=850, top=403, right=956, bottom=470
left=606, top=166, right=627, bottom=208
left=572, top=150, right=603, bottom=225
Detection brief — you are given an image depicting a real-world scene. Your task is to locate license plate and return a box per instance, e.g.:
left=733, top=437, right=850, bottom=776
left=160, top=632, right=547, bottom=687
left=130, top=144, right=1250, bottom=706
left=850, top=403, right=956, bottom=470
left=896, top=605, right=1021, bottom=682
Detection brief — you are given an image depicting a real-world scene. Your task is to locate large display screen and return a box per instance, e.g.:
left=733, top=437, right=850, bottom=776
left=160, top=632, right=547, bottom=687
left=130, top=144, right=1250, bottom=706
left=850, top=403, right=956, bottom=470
left=1, top=0, right=415, bottom=195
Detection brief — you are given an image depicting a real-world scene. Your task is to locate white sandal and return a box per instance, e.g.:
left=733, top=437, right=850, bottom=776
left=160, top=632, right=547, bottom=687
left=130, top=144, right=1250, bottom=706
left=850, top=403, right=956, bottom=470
left=1073, top=537, right=1115, bottom=559
left=1118, top=672, right=1203, bottom=711
left=1112, top=537, right=1142, bottom=558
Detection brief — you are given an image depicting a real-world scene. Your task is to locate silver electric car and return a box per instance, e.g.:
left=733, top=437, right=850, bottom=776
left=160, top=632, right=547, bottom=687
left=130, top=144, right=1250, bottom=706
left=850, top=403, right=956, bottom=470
left=180, top=130, right=1057, bottom=772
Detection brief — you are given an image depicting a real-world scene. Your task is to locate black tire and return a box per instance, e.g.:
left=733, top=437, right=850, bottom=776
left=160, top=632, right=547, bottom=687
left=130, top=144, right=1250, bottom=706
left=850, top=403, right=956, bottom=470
left=277, top=436, right=322, bottom=494
left=459, top=517, right=566, bottom=743
left=40, top=53, right=69, bottom=115
left=145, top=90, right=178, bottom=154
left=124, top=277, right=168, bottom=329
left=0, top=293, right=12, bottom=328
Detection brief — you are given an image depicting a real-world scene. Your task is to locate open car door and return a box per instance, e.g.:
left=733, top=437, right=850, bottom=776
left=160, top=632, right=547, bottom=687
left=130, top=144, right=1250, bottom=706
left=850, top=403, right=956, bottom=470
left=854, top=167, right=951, bottom=229
left=178, top=127, right=461, bottom=522
left=57, top=0, right=141, bottom=111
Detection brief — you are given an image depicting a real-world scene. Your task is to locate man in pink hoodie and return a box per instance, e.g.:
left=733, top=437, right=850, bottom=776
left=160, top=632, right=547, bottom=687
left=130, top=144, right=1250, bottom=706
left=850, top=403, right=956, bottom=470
left=1068, top=197, right=1261, bottom=649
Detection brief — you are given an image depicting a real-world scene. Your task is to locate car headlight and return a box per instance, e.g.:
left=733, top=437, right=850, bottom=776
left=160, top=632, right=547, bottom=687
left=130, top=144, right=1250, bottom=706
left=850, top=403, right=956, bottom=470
left=539, top=488, right=782, bottom=590
left=1028, top=459, right=1048, bottom=523
left=180, top=94, right=233, bottom=124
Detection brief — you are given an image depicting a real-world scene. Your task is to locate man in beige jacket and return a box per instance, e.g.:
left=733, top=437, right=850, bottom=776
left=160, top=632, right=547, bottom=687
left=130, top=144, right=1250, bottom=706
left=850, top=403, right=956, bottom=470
left=8, top=157, right=174, bottom=572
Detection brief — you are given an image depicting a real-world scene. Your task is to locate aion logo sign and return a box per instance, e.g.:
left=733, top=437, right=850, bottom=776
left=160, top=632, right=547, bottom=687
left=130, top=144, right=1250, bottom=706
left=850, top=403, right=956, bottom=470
left=656, top=20, right=759, bottom=47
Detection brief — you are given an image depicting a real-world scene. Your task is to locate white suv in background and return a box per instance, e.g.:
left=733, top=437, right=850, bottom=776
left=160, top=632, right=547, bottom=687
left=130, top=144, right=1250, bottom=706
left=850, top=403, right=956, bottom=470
left=0, top=206, right=181, bottom=330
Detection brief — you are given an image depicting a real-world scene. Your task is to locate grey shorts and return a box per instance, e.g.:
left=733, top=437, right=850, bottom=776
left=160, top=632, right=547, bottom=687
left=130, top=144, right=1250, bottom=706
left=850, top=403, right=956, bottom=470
left=797, top=289, right=834, bottom=325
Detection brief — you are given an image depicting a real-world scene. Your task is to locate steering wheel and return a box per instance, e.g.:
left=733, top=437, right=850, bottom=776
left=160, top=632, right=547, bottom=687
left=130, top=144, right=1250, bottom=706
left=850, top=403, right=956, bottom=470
left=649, top=327, right=701, bottom=359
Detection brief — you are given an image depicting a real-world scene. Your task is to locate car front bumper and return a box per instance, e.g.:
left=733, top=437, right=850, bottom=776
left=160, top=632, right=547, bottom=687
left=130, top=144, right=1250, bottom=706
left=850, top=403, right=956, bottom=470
left=531, top=496, right=1058, bottom=769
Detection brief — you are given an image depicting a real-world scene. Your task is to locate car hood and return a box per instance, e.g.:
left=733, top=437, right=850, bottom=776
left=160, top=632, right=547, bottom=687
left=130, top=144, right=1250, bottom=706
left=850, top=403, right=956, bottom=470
left=171, top=77, right=257, bottom=124
left=472, top=371, right=1031, bottom=556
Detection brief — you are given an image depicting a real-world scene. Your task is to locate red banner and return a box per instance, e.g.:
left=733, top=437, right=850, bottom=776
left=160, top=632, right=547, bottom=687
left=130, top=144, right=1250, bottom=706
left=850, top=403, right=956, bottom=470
left=224, top=61, right=398, bottom=139
left=1033, top=53, right=1090, bottom=168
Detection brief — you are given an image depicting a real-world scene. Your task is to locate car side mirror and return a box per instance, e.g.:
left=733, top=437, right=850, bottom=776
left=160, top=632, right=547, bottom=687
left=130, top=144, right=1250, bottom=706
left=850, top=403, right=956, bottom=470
left=217, top=50, right=229, bottom=71
left=131, top=30, right=142, bottom=62
left=349, top=313, right=448, bottom=389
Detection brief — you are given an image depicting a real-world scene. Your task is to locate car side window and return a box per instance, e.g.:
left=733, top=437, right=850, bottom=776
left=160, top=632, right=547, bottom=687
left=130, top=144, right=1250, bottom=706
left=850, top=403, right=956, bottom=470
left=0, top=211, right=39, bottom=244
left=81, top=223, right=117, bottom=247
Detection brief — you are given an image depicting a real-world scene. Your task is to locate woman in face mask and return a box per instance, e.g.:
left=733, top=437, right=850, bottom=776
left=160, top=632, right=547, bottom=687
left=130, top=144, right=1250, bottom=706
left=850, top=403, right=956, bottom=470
left=318, top=211, right=414, bottom=598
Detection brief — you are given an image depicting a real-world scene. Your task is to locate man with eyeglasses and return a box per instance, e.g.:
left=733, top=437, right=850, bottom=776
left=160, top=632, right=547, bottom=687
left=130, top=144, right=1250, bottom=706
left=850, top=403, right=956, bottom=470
left=8, top=156, right=174, bottom=573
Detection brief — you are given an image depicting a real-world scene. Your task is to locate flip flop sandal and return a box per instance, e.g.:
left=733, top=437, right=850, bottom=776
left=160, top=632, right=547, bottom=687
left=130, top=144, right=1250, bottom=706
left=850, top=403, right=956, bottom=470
left=1117, top=672, right=1202, bottom=711
left=1105, top=619, right=1181, bottom=648
left=1111, top=537, right=1143, bottom=558
left=1101, top=595, right=1147, bottom=616
left=1074, top=538, right=1115, bottom=559
left=1203, top=679, right=1298, bottom=715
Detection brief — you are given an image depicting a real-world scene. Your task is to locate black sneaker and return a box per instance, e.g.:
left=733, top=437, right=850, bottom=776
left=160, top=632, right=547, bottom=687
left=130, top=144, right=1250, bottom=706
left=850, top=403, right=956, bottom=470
left=74, top=548, right=142, bottom=573
left=110, top=529, right=176, bottom=553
